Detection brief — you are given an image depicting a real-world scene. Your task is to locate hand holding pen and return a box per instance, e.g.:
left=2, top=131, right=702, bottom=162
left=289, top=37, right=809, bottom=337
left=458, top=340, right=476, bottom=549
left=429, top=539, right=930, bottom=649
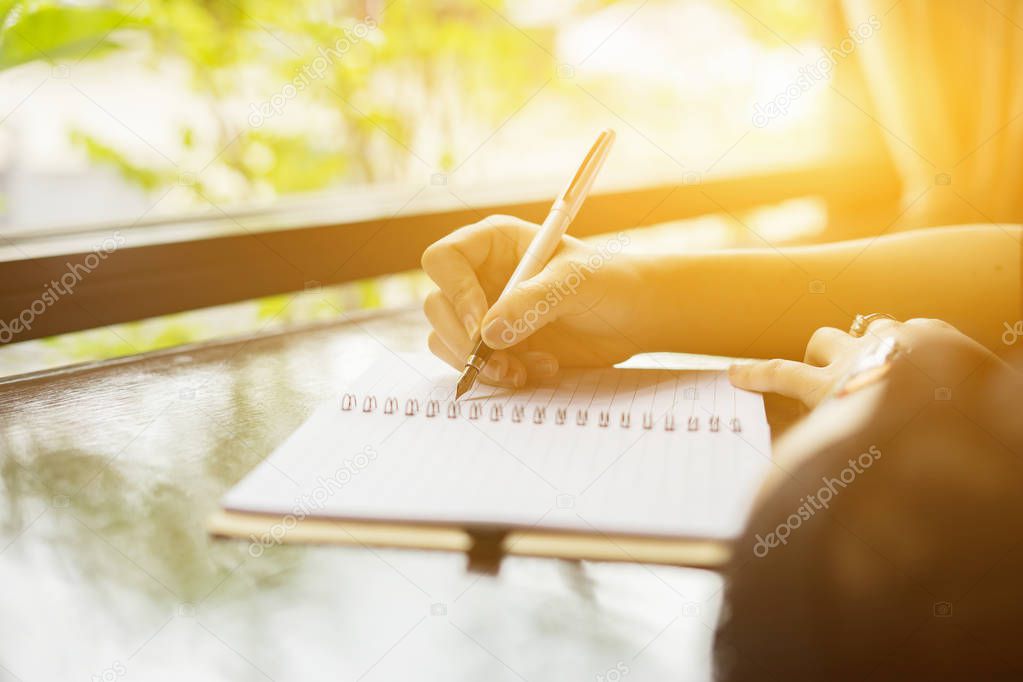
left=421, top=129, right=645, bottom=394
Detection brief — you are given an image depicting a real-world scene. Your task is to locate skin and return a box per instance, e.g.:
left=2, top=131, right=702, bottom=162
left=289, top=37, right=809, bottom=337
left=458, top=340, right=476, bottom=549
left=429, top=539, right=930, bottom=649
left=738, top=317, right=1013, bottom=502
left=421, top=215, right=1021, bottom=391
left=423, top=218, right=1023, bottom=677
left=715, top=319, right=1023, bottom=681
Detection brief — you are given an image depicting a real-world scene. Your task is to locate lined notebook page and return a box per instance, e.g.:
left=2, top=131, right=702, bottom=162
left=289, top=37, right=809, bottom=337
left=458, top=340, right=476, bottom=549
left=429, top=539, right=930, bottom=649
left=222, top=353, right=773, bottom=540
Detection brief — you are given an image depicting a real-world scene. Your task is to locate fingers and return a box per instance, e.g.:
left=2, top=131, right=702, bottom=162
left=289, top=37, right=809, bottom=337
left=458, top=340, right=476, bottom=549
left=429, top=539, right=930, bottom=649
left=860, top=316, right=900, bottom=338
left=734, top=318, right=962, bottom=406
left=905, top=317, right=954, bottom=330
left=420, top=222, right=495, bottom=338
left=428, top=331, right=524, bottom=388
left=729, top=359, right=833, bottom=407
left=519, top=351, right=560, bottom=380
left=480, top=268, right=564, bottom=349
left=428, top=332, right=560, bottom=388
left=804, top=327, right=858, bottom=366
left=423, top=290, right=471, bottom=358
left=424, top=291, right=522, bottom=384
left=421, top=216, right=533, bottom=337
left=424, top=287, right=559, bottom=387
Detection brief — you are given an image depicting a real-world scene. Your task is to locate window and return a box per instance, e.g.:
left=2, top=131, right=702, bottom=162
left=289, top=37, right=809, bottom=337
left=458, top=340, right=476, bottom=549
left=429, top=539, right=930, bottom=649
left=0, top=0, right=898, bottom=375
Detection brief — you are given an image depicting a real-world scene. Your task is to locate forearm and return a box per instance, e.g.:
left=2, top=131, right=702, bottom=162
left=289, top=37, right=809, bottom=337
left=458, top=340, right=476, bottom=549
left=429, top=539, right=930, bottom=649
left=632, top=226, right=1021, bottom=359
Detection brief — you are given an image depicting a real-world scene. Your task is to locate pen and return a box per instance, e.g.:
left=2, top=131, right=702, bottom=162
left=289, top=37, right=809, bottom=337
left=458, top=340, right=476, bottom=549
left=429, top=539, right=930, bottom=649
left=455, top=128, right=616, bottom=399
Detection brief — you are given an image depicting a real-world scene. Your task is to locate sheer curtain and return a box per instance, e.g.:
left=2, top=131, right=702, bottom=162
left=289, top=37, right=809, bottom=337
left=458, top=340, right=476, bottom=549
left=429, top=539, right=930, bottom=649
left=842, top=0, right=1023, bottom=228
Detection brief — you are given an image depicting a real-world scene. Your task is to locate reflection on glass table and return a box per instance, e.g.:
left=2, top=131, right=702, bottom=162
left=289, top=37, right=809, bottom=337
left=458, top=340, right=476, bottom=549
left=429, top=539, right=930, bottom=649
left=0, top=308, right=773, bottom=681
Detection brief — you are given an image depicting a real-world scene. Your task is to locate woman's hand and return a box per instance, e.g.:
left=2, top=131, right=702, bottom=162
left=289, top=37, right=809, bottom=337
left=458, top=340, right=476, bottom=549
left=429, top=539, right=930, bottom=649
left=728, top=317, right=1003, bottom=407
left=421, top=215, right=642, bottom=386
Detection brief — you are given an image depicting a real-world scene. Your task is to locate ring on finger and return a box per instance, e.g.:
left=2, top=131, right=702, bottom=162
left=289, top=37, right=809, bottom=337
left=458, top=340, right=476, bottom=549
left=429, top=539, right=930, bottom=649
left=849, top=313, right=897, bottom=338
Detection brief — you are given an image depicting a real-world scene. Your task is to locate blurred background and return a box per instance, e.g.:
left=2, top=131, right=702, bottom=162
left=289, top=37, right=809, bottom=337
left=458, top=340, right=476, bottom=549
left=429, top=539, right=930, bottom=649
left=1, top=0, right=844, bottom=228
left=0, top=0, right=1018, bottom=374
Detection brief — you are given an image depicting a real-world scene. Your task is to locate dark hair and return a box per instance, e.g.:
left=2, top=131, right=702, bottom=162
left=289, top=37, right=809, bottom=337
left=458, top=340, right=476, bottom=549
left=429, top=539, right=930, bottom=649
left=715, top=366, right=1023, bottom=681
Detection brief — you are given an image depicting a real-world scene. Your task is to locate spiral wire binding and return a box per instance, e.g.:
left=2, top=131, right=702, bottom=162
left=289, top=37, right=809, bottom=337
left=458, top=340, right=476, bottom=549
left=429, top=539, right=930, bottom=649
left=340, top=394, right=742, bottom=432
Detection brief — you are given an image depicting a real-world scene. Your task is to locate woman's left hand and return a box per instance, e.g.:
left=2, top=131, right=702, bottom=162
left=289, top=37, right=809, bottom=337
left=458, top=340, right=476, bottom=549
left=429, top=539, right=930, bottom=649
left=728, top=317, right=1001, bottom=407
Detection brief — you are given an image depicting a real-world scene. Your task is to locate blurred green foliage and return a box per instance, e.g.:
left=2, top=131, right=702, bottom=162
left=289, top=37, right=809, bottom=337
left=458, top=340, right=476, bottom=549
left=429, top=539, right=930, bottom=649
left=0, top=2, right=139, bottom=68
left=0, top=0, right=821, bottom=200
left=0, top=0, right=549, bottom=361
left=0, top=0, right=549, bottom=200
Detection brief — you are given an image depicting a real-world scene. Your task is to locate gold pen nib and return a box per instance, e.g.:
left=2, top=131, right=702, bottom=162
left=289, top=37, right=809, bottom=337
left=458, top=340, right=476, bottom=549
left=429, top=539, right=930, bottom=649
left=456, top=339, right=492, bottom=401
left=455, top=365, right=479, bottom=401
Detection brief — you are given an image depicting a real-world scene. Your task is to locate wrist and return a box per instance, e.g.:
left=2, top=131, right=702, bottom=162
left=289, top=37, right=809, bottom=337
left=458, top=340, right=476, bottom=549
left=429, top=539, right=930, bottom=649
left=607, top=252, right=661, bottom=350
left=628, top=249, right=807, bottom=356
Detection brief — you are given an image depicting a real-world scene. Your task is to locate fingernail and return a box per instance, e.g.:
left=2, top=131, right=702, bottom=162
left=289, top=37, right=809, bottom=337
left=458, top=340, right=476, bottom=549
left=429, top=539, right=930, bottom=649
left=728, top=363, right=750, bottom=377
left=482, top=317, right=511, bottom=347
left=524, top=352, right=558, bottom=377
left=483, top=355, right=507, bottom=381
left=462, top=314, right=478, bottom=338
left=509, top=366, right=525, bottom=387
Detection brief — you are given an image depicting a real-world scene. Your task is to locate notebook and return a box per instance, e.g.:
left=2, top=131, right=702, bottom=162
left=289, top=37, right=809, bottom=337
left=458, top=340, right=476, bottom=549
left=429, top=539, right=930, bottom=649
left=209, top=352, right=773, bottom=567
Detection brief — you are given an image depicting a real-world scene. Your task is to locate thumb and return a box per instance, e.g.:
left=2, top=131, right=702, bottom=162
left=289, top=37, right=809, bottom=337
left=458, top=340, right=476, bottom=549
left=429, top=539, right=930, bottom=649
left=481, top=277, right=561, bottom=349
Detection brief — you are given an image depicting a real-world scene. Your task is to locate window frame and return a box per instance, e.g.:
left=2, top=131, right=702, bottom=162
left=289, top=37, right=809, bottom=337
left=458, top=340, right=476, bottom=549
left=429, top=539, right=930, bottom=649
left=0, top=0, right=906, bottom=345
left=0, top=153, right=901, bottom=344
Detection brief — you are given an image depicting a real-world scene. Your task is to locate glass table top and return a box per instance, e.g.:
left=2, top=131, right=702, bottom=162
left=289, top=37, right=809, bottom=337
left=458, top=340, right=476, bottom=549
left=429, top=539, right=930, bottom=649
left=0, top=309, right=739, bottom=681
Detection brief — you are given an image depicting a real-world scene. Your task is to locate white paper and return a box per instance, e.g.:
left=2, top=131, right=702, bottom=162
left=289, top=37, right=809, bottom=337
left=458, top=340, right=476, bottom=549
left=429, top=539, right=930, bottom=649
left=222, top=352, right=773, bottom=540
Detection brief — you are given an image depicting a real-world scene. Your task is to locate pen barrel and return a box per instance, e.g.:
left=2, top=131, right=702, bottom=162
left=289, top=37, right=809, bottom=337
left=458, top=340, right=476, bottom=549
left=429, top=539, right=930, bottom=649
left=498, top=208, right=570, bottom=299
